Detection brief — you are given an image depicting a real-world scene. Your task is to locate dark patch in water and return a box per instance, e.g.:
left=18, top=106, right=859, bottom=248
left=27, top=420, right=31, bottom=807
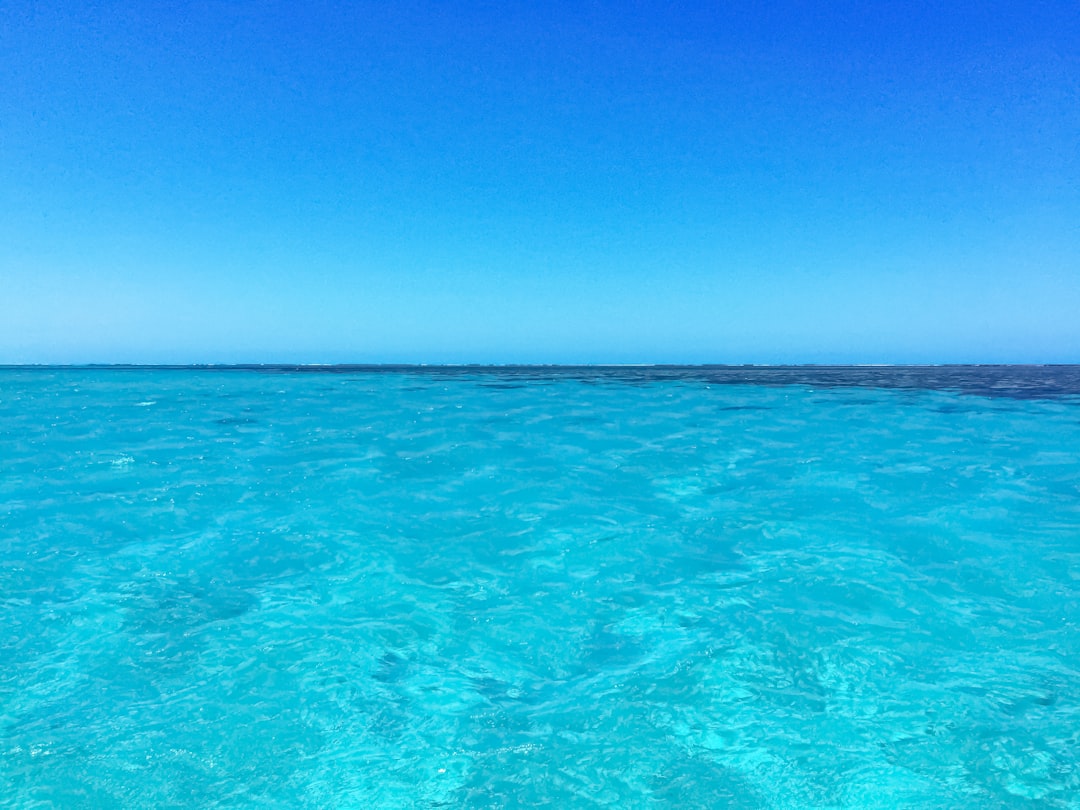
left=215, top=416, right=259, bottom=426
left=933, top=404, right=974, bottom=414
left=997, top=690, right=1059, bottom=716
left=372, top=651, right=410, bottom=683
left=126, top=579, right=258, bottom=635
left=583, top=625, right=645, bottom=670
left=651, top=759, right=766, bottom=808
left=470, top=676, right=530, bottom=705
left=120, top=578, right=259, bottom=677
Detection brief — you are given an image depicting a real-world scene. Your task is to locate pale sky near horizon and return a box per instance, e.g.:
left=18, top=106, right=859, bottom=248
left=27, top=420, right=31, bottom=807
left=2, top=1, right=1078, bottom=364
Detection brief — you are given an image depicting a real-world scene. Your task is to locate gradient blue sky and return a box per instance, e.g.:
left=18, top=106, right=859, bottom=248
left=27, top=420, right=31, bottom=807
left=2, top=1, right=1078, bottom=363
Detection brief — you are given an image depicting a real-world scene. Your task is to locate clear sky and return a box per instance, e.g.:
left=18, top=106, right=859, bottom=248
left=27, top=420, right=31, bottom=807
left=2, top=1, right=1078, bottom=364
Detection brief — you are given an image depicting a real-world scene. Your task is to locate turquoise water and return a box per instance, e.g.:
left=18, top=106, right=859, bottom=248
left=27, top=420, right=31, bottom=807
left=2, top=367, right=1079, bottom=808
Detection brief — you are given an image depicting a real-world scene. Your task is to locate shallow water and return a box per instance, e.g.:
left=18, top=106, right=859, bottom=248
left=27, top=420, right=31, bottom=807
left=1, top=367, right=1079, bottom=808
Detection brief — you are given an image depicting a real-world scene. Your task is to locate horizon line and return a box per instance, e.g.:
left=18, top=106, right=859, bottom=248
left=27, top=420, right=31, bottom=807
left=2, top=363, right=1079, bottom=370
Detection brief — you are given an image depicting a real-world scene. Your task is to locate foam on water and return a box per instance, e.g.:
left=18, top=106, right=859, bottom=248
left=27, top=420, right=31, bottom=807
left=1, top=368, right=1079, bottom=808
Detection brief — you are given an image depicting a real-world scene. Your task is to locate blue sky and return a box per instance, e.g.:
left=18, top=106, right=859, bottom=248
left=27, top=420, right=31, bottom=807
left=2, top=1, right=1078, bottom=363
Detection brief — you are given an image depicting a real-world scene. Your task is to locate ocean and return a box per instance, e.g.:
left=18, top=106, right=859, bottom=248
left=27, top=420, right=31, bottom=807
left=1, top=366, right=1078, bottom=808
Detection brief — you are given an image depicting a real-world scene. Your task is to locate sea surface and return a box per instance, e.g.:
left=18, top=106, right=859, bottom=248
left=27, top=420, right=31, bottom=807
left=1, top=366, right=1079, bottom=809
